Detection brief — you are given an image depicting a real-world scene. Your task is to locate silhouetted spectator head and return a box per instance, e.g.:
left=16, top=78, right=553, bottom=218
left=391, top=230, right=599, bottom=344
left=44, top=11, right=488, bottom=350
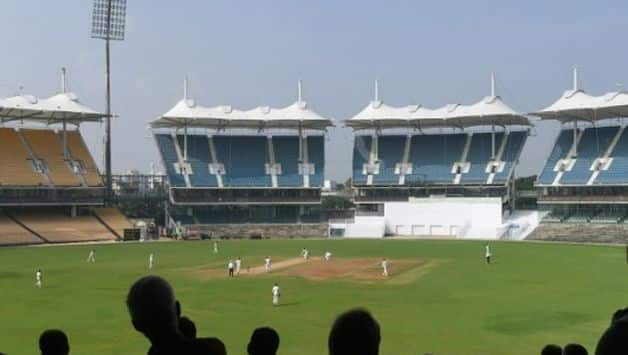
left=179, top=316, right=197, bottom=339
left=126, top=275, right=180, bottom=339
left=565, top=343, right=588, bottom=355
left=329, top=308, right=380, bottom=355
left=39, top=329, right=69, bottom=355
left=596, top=319, right=628, bottom=355
left=541, top=344, right=562, bottom=355
left=247, top=327, right=280, bottom=355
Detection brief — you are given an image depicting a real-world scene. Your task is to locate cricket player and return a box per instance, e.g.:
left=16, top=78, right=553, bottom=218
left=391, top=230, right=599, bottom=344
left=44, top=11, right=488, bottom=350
left=485, top=244, right=492, bottom=264
left=264, top=256, right=271, bottom=273
left=36, top=269, right=42, bottom=288
left=235, top=257, right=242, bottom=276
left=271, top=283, right=280, bottom=306
left=228, top=260, right=235, bottom=277
left=213, top=241, right=219, bottom=254
left=324, top=251, right=332, bottom=261
left=381, top=258, right=388, bottom=277
left=86, top=248, right=96, bottom=263
left=149, top=253, right=155, bottom=270
left=301, top=248, right=309, bottom=260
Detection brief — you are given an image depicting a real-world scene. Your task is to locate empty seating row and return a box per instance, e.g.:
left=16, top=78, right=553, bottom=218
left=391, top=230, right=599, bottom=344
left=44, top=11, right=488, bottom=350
left=93, top=207, right=134, bottom=239
left=0, top=213, right=44, bottom=246
left=155, top=134, right=324, bottom=188
left=13, top=209, right=117, bottom=243
left=352, top=132, right=527, bottom=185
left=0, top=128, right=102, bottom=188
left=537, top=125, right=628, bottom=186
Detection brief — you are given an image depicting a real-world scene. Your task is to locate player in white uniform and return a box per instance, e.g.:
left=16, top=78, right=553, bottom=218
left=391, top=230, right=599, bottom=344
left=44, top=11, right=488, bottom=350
left=271, top=283, right=280, bottom=306
left=213, top=241, right=219, bottom=254
left=381, top=258, right=388, bottom=277
left=149, top=253, right=155, bottom=270
left=86, top=248, right=96, bottom=263
left=235, top=257, right=242, bottom=276
left=301, top=248, right=309, bottom=260
left=36, top=269, right=42, bottom=288
left=485, top=244, right=492, bottom=264
left=324, top=251, right=332, bottom=261
left=228, top=260, right=235, bottom=277
left=264, top=256, right=271, bottom=273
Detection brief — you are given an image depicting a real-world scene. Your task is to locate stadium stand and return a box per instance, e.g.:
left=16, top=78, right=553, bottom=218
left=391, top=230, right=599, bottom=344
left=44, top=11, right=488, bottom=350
left=175, top=134, right=218, bottom=187
left=20, top=129, right=82, bottom=187
left=273, top=136, right=301, bottom=186
left=561, top=126, right=618, bottom=184
left=596, top=128, right=628, bottom=184
left=0, top=128, right=47, bottom=186
left=213, top=136, right=271, bottom=187
left=93, top=207, right=134, bottom=239
left=537, top=129, right=575, bottom=185
left=460, top=132, right=504, bottom=183
left=0, top=212, right=44, bottom=246
left=352, top=135, right=371, bottom=185
left=155, top=134, right=186, bottom=187
left=13, top=209, right=117, bottom=243
left=65, top=130, right=103, bottom=186
left=492, top=131, right=527, bottom=183
left=406, top=133, right=466, bottom=184
left=307, top=135, right=325, bottom=187
left=373, top=135, right=404, bottom=185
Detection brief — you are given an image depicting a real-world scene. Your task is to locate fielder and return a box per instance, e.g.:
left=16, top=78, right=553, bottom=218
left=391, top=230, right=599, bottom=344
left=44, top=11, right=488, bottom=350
left=324, top=251, right=332, bottom=261
left=228, top=260, right=235, bottom=277
left=264, top=256, right=271, bottom=273
left=149, top=253, right=155, bottom=270
left=485, top=244, right=492, bottom=264
left=235, top=257, right=242, bottom=276
left=381, top=258, right=388, bottom=277
left=36, top=269, right=42, bottom=288
left=271, top=283, right=280, bottom=306
left=213, top=241, right=219, bottom=254
left=86, top=248, right=96, bottom=263
left=301, top=248, right=309, bottom=260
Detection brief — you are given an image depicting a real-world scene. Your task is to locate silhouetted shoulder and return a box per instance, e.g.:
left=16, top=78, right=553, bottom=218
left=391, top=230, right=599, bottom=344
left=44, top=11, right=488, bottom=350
left=148, top=337, right=224, bottom=355
left=198, top=337, right=227, bottom=355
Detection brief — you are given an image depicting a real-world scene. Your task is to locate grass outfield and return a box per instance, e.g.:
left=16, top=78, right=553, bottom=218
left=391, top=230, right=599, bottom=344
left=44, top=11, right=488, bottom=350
left=1, top=239, right=627, bottom=354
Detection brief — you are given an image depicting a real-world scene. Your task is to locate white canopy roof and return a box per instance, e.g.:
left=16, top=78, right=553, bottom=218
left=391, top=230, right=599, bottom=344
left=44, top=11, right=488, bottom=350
left=446, top=95, right=530, bottom=128
left=0, top=70, right=107, bottom=125
left=531, top=67, right=628, bottom=122
left=346, top=77, right=530, bottom=130
left=345, top=100, right=445, bottom=130
left=151, top=81, right=333, bottom=130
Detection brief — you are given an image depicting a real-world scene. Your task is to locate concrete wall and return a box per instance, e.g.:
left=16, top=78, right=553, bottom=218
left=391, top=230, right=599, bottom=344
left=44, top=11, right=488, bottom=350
left=384, top=197, right=503, bottom=239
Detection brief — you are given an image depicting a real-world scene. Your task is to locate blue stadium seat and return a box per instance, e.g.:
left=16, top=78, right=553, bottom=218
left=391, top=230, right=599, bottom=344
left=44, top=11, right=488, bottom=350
left=273, top=136, right=301, bottom=187
left=492, top=131, right=528, bottom=184
left=307, top=135, right=325, bottom=187
left=154, top=134, right=186, bottom=187
left=596, top=128, right=628, bottom=184
left=538, top=130, right=574, bottom=185
left=213, top=136, right=271, bottom=187
left=176, top=135, right=218, bottom=187
left=461, top=133, right=504, bottom=183
left=352, top=135, right=371, bottom=185
left=561, top=126, right=618, bottom=185
left=406, top=134, right=466, bottom=183
left=373, top=135, right=405, bottom=185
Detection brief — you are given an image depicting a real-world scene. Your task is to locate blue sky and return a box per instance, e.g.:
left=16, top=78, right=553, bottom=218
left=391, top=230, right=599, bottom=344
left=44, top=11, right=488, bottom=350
left=2, top=0, right=628, bottom=181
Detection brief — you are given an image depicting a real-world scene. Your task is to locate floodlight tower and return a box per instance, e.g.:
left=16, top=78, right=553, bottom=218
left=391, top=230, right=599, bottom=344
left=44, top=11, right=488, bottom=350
left=91, top=0, right=127, bottom=204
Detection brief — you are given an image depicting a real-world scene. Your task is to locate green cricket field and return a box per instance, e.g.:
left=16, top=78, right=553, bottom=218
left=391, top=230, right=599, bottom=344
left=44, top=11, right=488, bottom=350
left=1, top=239, right=626, bottom=354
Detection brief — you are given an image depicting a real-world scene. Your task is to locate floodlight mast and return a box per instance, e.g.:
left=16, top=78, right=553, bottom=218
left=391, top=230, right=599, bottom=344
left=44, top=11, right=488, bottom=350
left=91, top=0, right=126, bottom=205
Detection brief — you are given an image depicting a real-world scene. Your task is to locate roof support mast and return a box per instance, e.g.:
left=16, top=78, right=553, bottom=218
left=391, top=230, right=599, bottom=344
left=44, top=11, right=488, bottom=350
left=183, top=77, right=189, bottom=161
left=491, top=73, right=496, bottom=159
left=61, top=67, right=69, bottom=160
left=572, top=65, right=579, bottom=157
